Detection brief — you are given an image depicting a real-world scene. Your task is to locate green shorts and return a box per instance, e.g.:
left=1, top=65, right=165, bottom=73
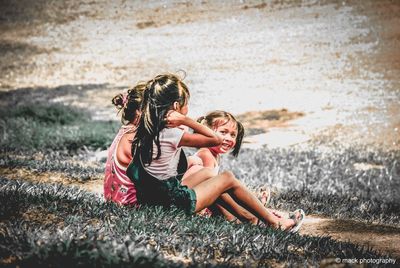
left=127, top=151, right=197, bottom=214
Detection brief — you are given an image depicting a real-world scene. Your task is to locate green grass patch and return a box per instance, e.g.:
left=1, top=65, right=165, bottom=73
left=1, top=145, right=399, bottom=224
left=0, top=178, right=388, bottom=267
left=0, top=152, right=103, bottom=181
left=0, top=104, right=119, bottom=152
left=0, top=102, right=399, bottom=265
left=11, top=104, right=85, bottom=125
left=220, top=147, right=400, bottom=225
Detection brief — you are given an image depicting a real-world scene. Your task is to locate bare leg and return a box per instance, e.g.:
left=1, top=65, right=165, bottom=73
left=216, top=194, right=258, bottom=224
left=181, top=167, right=217, bottom=188
left=192, top=171, right=296, bottom=230
left=211, top=202, right=239, bottom=223
left=183, top=167, right=270, bottom=225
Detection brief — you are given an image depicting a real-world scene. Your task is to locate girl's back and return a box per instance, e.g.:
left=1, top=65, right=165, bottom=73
left=104, top=125, right=137, bottom=205
left=142, top=127, right=186, bottom=180
left=103, top=82, right=145, bottom=205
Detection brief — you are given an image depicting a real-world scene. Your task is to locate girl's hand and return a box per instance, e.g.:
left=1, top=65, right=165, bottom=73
left=165, top=110, right=186, bottom=128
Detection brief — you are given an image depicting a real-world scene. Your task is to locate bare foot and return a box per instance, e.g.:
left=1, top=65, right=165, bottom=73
left=270, top=209, right=283, bottom=218
left=197, top=208, right=213, bottom=218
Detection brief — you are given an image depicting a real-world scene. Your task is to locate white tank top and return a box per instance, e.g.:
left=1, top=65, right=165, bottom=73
left=143, top=127, right=185, bottom=180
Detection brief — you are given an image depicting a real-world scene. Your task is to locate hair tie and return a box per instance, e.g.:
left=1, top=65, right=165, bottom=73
left=122, top=93, right=128, bottom=106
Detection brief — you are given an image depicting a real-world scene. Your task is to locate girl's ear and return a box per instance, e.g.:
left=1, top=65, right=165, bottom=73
left=173, top=101, right=179, bottom=111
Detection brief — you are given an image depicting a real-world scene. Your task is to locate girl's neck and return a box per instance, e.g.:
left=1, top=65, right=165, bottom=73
left=208, top=147, right=220, bottom=160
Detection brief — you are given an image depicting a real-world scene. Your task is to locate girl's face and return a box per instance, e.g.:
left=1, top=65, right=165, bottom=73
left=212, top=120, right=238, bottom=154
left=179, top=104, right=188, bottom=115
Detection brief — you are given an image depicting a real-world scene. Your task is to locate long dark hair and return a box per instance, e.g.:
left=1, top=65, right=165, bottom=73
left=197, top=110, right=244, bottom=157
left=132, top=73, right=190, bottom=165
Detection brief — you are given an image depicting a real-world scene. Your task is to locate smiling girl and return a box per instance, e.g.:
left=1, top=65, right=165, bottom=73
left=186, top=111, right=244, bottom=175
left=182, top=110, right=299, bottom=225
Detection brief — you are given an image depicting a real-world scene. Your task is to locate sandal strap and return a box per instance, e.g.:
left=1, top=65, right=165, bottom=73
left=289, top=209, right=305, bottom=233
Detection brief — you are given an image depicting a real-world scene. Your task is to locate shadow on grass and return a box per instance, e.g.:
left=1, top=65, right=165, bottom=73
left=0, top=0, right=93, bottom=27
left=310, top=217, right=400, bottom=258
left=0, top=83, right=124, bottom=106
left=321, top=218, right=400, bottom=235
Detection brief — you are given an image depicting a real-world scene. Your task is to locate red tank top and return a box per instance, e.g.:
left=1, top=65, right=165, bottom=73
left=103, top=125, right=137, bottom=205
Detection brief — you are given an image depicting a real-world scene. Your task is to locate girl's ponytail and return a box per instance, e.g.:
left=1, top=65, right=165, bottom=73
left=111, top=93, right=125, bottom=110
left=132, top=73, right=190, bottom=165
left=197, top=116, right=206, bottom=125
left=231, top=120, right=244, bottom=157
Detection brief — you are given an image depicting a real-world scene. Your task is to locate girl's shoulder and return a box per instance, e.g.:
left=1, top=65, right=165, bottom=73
left=161, top=127, right=186, bottom=147
left=120, top=124, right=137, bottom=134
left=196, top=148, right=212, bottom=155
left=161, top=126, right=185, bottom=137
left=196, top=148, right=216, bottom=163
left=196, top=148, right=218, bottom=168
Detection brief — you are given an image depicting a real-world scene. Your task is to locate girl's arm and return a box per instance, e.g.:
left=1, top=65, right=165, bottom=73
left=187, top=155, right=203, bottom=167
left=166, top=111, right=222, bottom=148
left=195, top=148, right=216, bottom=168
left=182, top=149, right=217, bottom=181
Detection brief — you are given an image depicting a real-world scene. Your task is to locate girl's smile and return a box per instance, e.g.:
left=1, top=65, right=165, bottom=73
left=212, top=120, right=238, bottom=154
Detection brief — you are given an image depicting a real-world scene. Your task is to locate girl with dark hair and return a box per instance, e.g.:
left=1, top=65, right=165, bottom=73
left=183, top=110, right=291, bottom=224
left=103, top=82, right=145, bottom=205
left=127, top=73, right=304, bottom=232
left=185, top=110, right=245, bottom=173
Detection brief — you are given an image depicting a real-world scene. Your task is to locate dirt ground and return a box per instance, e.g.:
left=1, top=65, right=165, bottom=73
left=0, top=0, right=399, bottom=150
left=1, top=0, right=400, bottom=261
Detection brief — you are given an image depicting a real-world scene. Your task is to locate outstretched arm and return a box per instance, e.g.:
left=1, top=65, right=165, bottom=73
left=165, top=111, right=222, bottom=148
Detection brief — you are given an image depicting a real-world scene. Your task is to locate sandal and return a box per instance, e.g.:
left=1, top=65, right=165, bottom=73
left=288, top=209, right=299, bottom=219
left=288, top=209, right=305, bottom=233
left=258, top=185, right=271, bottom=207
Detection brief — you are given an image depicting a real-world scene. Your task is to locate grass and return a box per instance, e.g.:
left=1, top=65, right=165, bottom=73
left=0, top=152, right=103, bottom=181
left=221, top=147, right=400, bottom=225
left=0, top=178, right=387, bottom=267
left=0, top=103, right=119, bottom=152
left=0, top=102, right=399, bottom=266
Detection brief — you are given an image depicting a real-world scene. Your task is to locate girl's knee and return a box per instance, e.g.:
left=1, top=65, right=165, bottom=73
left=220, top=171, right=239, bottom=187
left=220, top=171, right=234, bottom=180
left=203, top=167, right=217, bottom=177
left=220, top=171, right=235, bottom=179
